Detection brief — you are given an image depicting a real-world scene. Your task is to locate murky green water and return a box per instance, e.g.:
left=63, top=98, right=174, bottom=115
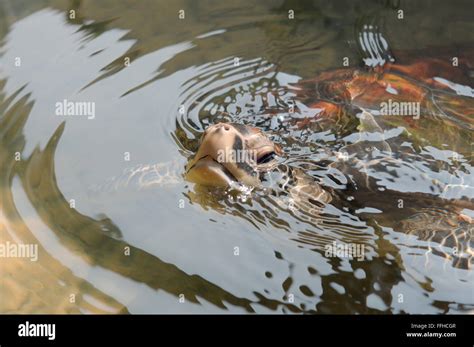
left=0, top=0, right=473, bottom=313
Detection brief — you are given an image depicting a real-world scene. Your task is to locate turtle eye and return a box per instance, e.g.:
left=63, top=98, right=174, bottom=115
left=257, top=151, right=275, bottom=164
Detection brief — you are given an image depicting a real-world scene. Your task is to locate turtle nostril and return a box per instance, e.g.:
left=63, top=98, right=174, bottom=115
left=224, top=125, right=230, bottom=131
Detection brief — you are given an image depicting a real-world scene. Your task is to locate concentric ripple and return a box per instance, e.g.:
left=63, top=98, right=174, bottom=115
left=1, top=1, right=474, bottom=314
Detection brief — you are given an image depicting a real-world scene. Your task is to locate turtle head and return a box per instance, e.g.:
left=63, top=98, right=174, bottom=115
left=185, top=123, right=282, bottom=187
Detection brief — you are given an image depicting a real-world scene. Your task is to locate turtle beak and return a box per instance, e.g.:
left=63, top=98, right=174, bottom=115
left=185, top=123, right=282, bottom=187
left=185, top=155, right=237, bottom=187
left=185, top=123, right=240, bottom=187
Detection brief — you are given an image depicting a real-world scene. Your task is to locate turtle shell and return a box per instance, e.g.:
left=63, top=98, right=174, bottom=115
left=291, top=56, right=473, bottom=159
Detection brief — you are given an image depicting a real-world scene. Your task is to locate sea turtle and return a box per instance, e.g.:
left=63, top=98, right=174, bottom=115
left=181, top=52, right=474, bottom=268
left=183, top=119, right=473, bottom=269
left=91, top=56, right=474, bottom=269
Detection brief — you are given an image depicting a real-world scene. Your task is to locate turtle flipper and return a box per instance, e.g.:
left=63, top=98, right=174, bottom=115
left=88, top=161, right=183, bottom=195
left=333, top=110, right=393, bottom=192
left=398, top=209, right=473, bottom=270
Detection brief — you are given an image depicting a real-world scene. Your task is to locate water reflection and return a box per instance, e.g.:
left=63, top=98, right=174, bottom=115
left=1, top=0, right=473, bottom=314
left=0, top=85, right=127, bottom=313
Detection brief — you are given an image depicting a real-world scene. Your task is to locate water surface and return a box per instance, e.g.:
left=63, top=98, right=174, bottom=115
left=0, top=0, right=473, bottom=313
